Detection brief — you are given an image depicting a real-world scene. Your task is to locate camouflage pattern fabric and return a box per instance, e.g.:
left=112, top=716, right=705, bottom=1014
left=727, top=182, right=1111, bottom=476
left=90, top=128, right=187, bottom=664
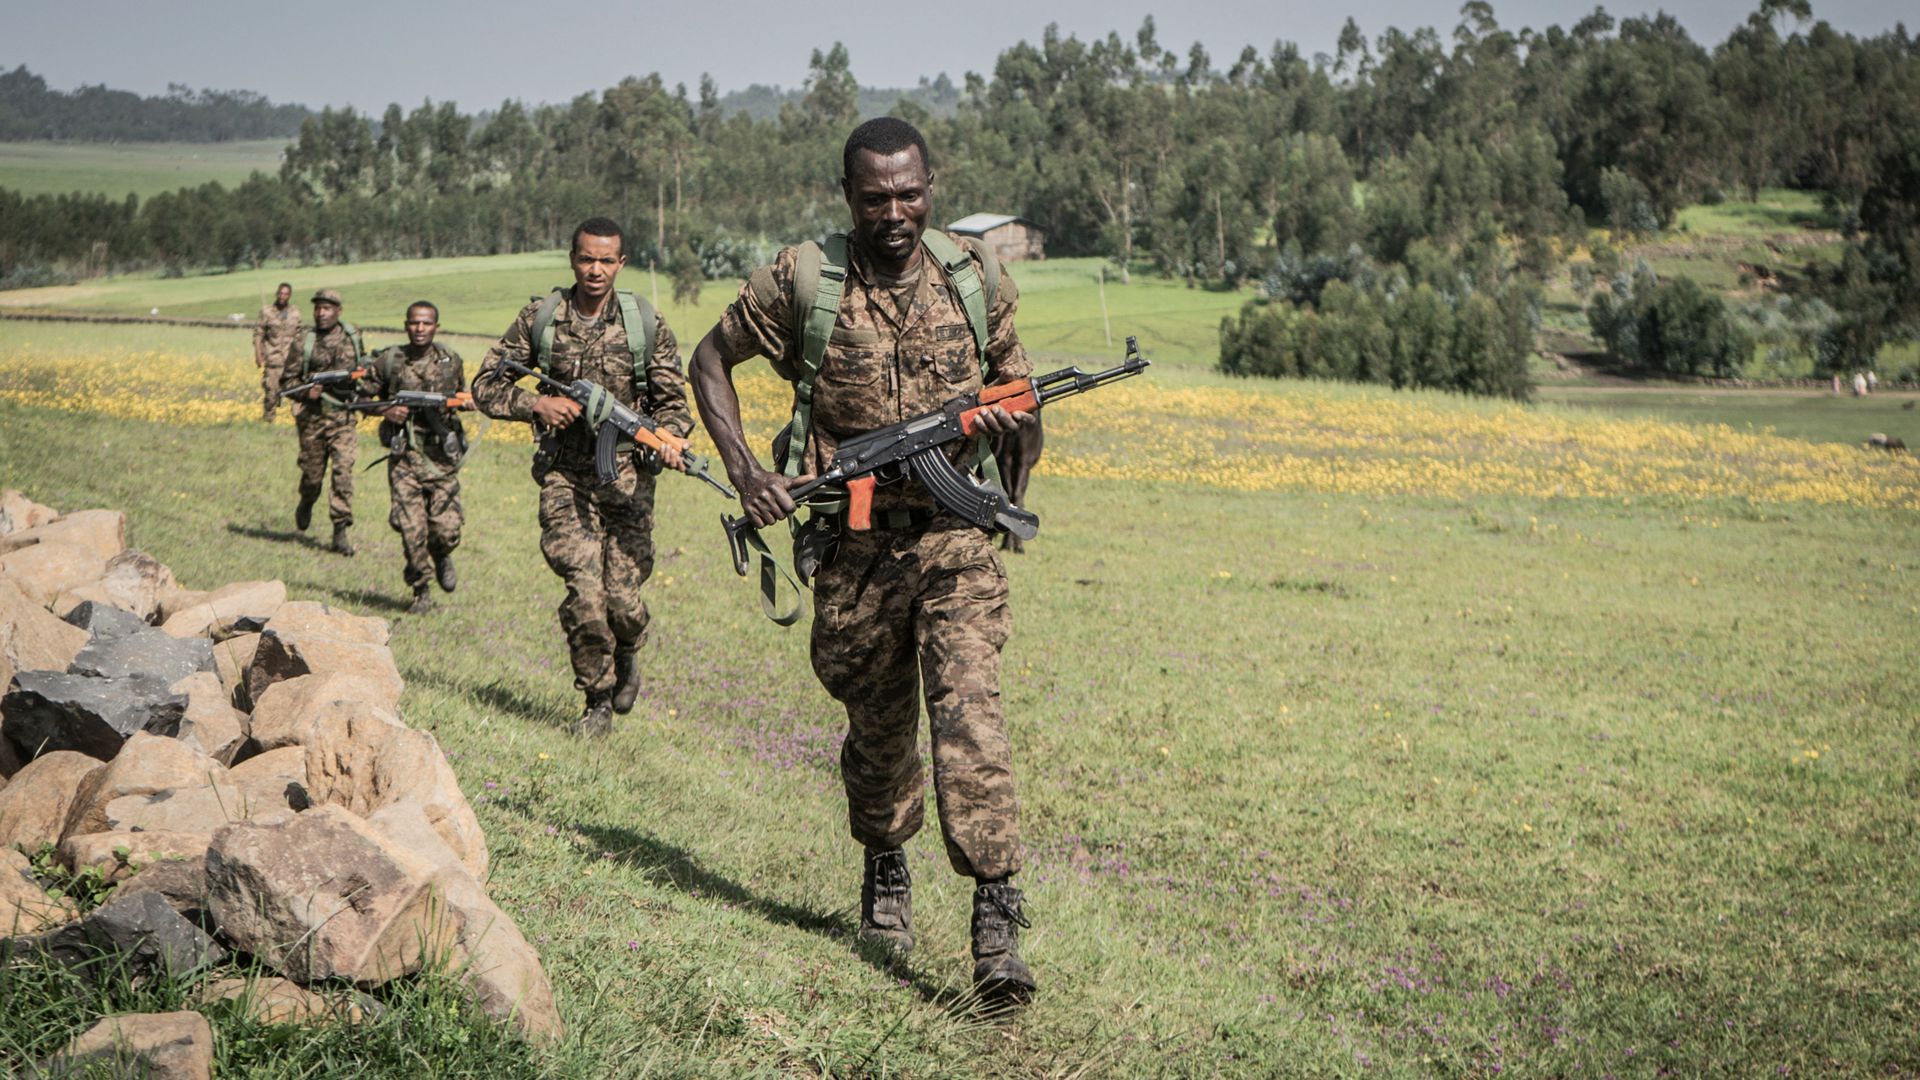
left=366, top=344, right=466, bottom=589
left=718, top=232, right=1032, bottom=879
left=254, top=302, right=301, bottom=421
left=295, top=412, right=356, bottom=528
left=473, top=286, right=692, bottom=693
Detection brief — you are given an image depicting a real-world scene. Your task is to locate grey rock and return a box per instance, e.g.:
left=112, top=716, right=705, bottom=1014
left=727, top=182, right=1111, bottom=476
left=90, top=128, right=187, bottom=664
left=62, top=601, right=151, bottom=642
left=69, top=628, right=213, bottom=685
left=1, top=671, right=188, bottom=761
left=9, top=890, right=223, bottom=982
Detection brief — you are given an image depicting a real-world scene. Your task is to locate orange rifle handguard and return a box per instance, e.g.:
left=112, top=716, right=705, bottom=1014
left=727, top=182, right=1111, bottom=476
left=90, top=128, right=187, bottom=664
left=961, top=378, right=1041, bottom=436
left=846, top=475, right=876, bottom=530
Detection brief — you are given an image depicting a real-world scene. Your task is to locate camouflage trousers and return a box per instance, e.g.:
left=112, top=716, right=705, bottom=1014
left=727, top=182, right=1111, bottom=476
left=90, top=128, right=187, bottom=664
left=537, top=460, right=657, bottom=694
left=294, top=410, right=356, bottom=528
left=260, top=358, right=285, bottom=421
left=810, top=520, right=1020, bottom=881
left=388, top=454, right=462, bottom=590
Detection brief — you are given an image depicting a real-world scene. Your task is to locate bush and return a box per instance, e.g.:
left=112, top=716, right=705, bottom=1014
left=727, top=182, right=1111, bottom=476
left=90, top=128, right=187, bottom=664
left=1588, top=269, right=1754, bottom=377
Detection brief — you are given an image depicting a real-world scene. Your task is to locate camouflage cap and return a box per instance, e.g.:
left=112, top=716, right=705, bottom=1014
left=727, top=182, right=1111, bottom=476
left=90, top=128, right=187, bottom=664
left=310, top=288, right=343, bottom=306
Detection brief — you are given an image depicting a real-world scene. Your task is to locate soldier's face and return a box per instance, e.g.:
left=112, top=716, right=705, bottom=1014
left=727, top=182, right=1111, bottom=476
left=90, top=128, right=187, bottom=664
left=842, top=147, right=933, bottom=270
left=313, top=301, right=340, bottom=330
left=570, top=234, right=626, bottom=301
left=275, top=285, right=291, bottom=306
left=405, top=306, right=438, bottom=348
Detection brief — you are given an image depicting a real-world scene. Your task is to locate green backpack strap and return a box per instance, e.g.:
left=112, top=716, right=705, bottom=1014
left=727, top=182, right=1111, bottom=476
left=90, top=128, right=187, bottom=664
left=787, top=234, right=849, bottom=478
left=920, top=231, right=1007, bottom=490
left=615, top=289, right=657, bottom=376
left=529, top=288, right=566, bottom=372
left=343, top=322, right=363, bottom=361
left=300, top=329, right=316, bottom=377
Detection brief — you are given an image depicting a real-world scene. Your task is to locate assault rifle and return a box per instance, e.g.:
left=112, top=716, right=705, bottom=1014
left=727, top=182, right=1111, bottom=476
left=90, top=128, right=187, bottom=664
left=493, top=356, right=735, bottom=497
left=346, top=390, right=474, bottom=467
left=277, top=366, right=368, bottom=403
left=722, top=337, right=1150, bottom=614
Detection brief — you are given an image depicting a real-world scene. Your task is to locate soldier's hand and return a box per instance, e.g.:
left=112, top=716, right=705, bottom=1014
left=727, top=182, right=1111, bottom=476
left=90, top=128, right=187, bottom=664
left=971, top=404, right=1036, bottom=436
left=383, top=406, right=410, bottom=423
left=530, top=395, right=581, bottom=428
left=658, top=442, right=685, bottom=472
left=303, top=387, right=321, bottom=401
left=737, top=464, right=804, bottom=528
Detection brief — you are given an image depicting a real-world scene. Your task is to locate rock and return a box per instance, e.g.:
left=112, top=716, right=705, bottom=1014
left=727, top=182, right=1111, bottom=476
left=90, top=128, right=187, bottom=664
left=155, top=586, right=211, bottom=623
left=62, top=600, right=151, bottom=641
left=249, top=672, right=403, bottom=753
left=160, top=580, right=286, bottom=641
left=195, top=976, right=367, bottom=1026
left=42, top=1011, right=214, bottom=1080
left=1, top=671, right=187, bottom=761
left=0, top=737, right=21, bottom=781
left=210, top=632, right=262, bottom=712
left=103, top=782, right=283, bottom=835
left=0, top=490, right=59, bottom=536
left=0, top=542, right=105, bottom=608
left=0, top=751, right=104, bottom=854
left=62, top=731, right=228, bottom=839
left=113, top=856, right=214, bottom=928
left=69, top=626, right=214, bottom=685
left=245, top=629, right=404, bottom=705
left=302, top=718, right=487, bottom=881
left=263, top=600, right=390, bottom=646
left=27, top=889, right=223, bottom=982
left=94, top=551, right=178, bottom=623
left=433, top=866, right=564, bottom=1042
left=226, top=746, right=311, bottom=814
left=0, top=509, right=126, bottom=562
left=2, top=847, right=78, bottom=936
left=171, top=672, right=247, bottom=764
left=0, top=577, right=90, bottom=678
left=61, top=831, right=212, bottom=886
left=205, top=805, right=452, bottom=985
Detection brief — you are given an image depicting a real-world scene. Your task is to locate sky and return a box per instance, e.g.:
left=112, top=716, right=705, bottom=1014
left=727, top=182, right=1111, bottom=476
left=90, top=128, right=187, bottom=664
left=3, top=0, right=1909, bottom=114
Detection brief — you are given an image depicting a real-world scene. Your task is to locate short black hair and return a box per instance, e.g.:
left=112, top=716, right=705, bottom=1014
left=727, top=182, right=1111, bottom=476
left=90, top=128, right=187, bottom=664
left=570, top=217, right=626, bottom=257
left=406, top=300, right=439, bottom=321
left=843, top=117, right=930, bottom=180
left=276, top=282, right=292, bottom=291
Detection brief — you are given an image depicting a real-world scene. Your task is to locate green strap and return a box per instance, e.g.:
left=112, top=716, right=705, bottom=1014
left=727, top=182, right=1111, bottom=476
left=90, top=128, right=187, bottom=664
left=921, top=230, right=992, bottom=366
left=787, top=234, right=848, bottom=477
left=615, top=290, right=658, bottom=374
left=740, top=526, right=803, bottom=626
left=300, top=330, right=315, bottom=377
left=530, top=288, right=565, bottom=373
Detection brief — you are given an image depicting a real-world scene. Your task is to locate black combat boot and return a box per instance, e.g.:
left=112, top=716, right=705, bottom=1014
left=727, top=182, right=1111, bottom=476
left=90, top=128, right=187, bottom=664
left=570, top=691, right=614, bottom=738
left=434, top=552, right=457, bottom=592
left=330, top=525, right=354, bottom=557
left=858, top=847, right=913, bottom=954
left=971, top=880, right=1035, bottom=1007
left=611, top=653, right=641, bottom=715
left=294, top=494, right=316, bottom=531
left=407, top=588, right=434, bottom=616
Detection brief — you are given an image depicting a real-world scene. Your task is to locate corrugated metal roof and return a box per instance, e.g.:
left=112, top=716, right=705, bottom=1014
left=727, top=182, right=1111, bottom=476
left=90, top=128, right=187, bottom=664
left=948, top=213, right=1024, bottom=233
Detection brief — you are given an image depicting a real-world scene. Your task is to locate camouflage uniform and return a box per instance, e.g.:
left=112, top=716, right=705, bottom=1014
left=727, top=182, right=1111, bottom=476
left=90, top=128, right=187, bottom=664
left=716, top=232, right=1031, bottom=881
left=364, top=343, right=466, bottom=591
left=472, top=288, right=693, bottom=694
left=254, top=302, right=303, bottom=421
left=279, top=322, right=362, bottom=528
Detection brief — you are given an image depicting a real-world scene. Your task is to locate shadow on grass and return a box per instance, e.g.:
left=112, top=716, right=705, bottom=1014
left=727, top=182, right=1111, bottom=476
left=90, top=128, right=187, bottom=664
left=224, top=521, right=328, bottom=552
left=407, top=668, right=573, bottom=730
left=322, top=585, right=413, bottom=615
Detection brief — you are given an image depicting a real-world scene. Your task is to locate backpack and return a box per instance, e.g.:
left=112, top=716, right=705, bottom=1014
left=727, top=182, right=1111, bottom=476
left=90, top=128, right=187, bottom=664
left=299, top=322, right=364, bottom=376
left=528, top=287, right=656, bottom=377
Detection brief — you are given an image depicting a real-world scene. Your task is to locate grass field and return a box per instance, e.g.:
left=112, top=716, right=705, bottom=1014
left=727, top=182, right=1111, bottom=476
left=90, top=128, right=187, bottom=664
left=0, top=139, right=287, bottom=200
left=1535, top=385, right=1920, bottom=448
left=2, top=322, right=1917, bottom=1076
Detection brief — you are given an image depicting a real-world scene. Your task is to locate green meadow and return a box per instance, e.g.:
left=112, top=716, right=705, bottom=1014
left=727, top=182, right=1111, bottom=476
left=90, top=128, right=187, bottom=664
left=1534, top=385, right=1920, bottom=448
left=2, top=315, right=1916, bottom=1076
left=0, top=139, right=287, bottom=200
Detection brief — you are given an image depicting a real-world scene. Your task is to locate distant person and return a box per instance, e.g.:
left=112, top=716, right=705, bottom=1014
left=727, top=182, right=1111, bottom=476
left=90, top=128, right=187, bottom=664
left=363, top=301, right=467, bottom=615
left=1853, top=371, right=1868, bottom=396
left=471, top=217, right=693, bottom=737
left=253, top=282, right=302, bottom=422
left=1866, top=370, right=1879, bottom=393
left=280, top=288, right=365, bottom=555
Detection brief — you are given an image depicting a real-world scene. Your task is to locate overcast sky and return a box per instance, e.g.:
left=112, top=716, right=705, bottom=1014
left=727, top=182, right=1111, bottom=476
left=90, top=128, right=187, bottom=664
left=4, top=0, right=1909, bottom=114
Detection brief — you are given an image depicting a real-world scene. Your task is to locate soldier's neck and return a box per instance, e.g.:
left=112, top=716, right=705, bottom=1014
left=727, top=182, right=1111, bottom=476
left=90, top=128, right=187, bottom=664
left=572, top=287, right=612, bottom=321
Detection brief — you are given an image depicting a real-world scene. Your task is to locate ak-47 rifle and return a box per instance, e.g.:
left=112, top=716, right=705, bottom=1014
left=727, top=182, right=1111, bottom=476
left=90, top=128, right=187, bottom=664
left=492, top=356, right=735, bottom=498
left=722, top=337, right=1150, bottom=622
left=277, top=366, right=368, bottom=404
left=345, top=390, right=474, bottom=467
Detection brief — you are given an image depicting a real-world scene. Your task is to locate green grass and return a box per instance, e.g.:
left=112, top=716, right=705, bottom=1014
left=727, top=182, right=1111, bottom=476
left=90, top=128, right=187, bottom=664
left=1, top=338, right=1915, bottom=1074
left=0, top=140, right=287, bottom=200
left=1535, top=386, right=1920, bottom=446
left=1672, top=188, right=1839, bottom=238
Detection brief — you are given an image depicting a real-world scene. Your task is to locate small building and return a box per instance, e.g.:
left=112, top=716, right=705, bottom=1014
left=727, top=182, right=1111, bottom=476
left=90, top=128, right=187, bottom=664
left=947, top=213, right=1046, bottom=262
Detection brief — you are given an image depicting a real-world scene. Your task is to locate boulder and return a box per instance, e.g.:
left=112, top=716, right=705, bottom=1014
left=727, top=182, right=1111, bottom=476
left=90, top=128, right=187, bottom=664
left=1, top=671, right=187, bottom=760
left=263, top=600, right=390, bottom=646
left=226, top=746, right=311, bottom=814
left=155, top=586, right=211, bottom=623
left=0, top=509, right=126, bottom=562
left=0, top=751, right=104, bottom=853
left=170, top=672, right=247, bottom=764
left=94, top=550, right=178, bottom=623
left=245, top=629, right=403, bottom=705
left=433, top=866, right=563, bottom=1042
left=160, top=580, right=286, bottom=641
left=249, top=672, right=403, bottom=753
left=205, top=805, right=452, bottom=985
left=103, top=782, right=284, bottom=835
left=0, top=542, right=105, bottom=608
left=195, top=976, right=368, bottom=1027
left=62, top=600, right=151, bottom=641
left=113, top=856, right=214, bottom=928
left=68, top=626, right=214, bottom=685
left=62, top=731, right=228, bottom=839
left=42, top=1011, right=214, bottom=1080
left=210, top=632, right=262, bottom=711
left=0, top=490, right=59, bottom=536
left=0, top=737, right=20, bottom=781
left=0, top=577, right=90, bottom=677
left=2, top=847, right=78, bottom=936
left=61, top=831, right=212, bottom=885
left=303, top=719, right=486, bottom=881
left=26, top=889, right=223, bottom=982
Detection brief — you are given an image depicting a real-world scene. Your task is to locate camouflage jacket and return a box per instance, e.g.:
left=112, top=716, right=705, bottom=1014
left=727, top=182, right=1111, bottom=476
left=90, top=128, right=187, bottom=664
left=716, top=230, right=1031, bottom=514
left=472, top=286, right=693, bottom=472
left=253, top=303, right=302, bottom=360
left=366, top=343, right=467, bottom=471
left=279, top=321, right=362, bottom=415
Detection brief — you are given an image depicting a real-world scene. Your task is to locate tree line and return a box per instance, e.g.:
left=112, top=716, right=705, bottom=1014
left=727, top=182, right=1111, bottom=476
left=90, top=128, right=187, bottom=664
left=1, top=3, right=1915, bottom=394
left=0, top=66, right=312, bottom=142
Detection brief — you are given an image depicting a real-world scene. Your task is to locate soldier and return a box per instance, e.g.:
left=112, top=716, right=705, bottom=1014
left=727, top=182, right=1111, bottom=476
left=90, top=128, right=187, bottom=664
left=472, top=217, right=693, bottom=736
left=363, top=301, right=466, bottom=615
left=280, top=287, right=365, bottom=555
left=253, top=282, right=302, bottom=422
left=687, top=117, right=1041, bottom=1006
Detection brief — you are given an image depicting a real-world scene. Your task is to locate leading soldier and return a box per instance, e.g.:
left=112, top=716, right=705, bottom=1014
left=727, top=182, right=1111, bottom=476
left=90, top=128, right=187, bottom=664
left=687, top=117, right=1041, bottom=1006
left=363, top=301, right=467, bottom=615
left=471, top=217, right=693, bottom=736
left=254, top=282, right=301, bottom=422
left=280, top=287, right=364, bottom=555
